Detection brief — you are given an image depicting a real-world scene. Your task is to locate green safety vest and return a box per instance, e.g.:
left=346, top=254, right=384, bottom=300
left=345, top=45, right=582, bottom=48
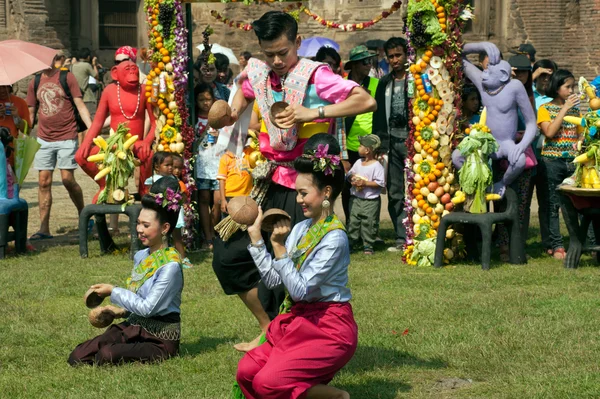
left=346, top=76, right=379, bottom=152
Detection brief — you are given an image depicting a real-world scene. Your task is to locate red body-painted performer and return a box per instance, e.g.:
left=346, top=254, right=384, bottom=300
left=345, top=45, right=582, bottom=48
left=75, top=60, right=155, bottom=202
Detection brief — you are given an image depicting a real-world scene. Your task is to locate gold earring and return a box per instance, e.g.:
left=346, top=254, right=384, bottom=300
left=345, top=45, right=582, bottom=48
left=322, top=198, right=331, bottom=209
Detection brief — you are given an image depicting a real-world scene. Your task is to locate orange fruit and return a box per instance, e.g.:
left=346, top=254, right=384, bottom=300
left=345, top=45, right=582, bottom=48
left=427, top=148, right=434, bottom=154
left=145, top=92, right=151, bottom=98
left=431, top=214, right=438, bottom=222
left=439, top=18, right=446, bottom=24
left=158, top=62, right=165, bottom=69
left=422, top=56, right=430, bottom=63
left=161, top=48, right=169, bottom=56
left=157, top=98, right=164, bottom=105
left=434, top=221, right=440, bottom=229
left=145, top=85, right=152, bottom=92
left=154, top=67, right=161, bottom=75
left=440, top=24, right=447, bottom=30
left=156, top=36, right=163, bottom=42
left=425, top=50, right=433, bottom=57
left=156, top=43, right=163, bottom=50
left=432, top=110, right=439, bottom=117
left=162, top=56, right=170, bottom=63
left=159, top=103, right=167, bottom=110
left=423, top=177, right=430, bottom=185
left=167, top=119, right=174, bottom=126
left=420, top=61, right=427, bottom=69
left=422, top=94, right=430, bottom=101
left=416, top=194, right=424, bottom=201
left=433, top=169, right=442, bottom=177
left=414, top=65, right=422, bottom=74
left=419, top=89, right=426, bottom=97
left=428, top=97, right=435, bottom=105
left=152, top=20, right=158, bottom=26
left=149, top=71, right=156, bottom=78
left=428, top=173, right=436, bottom=181
left=162, top=108, right=170, bottom=115
left=167, top=113, right=175, bottom=120
left=153, top=31, right=160, bottom=37
left=435, top=105, right=442, bottom=111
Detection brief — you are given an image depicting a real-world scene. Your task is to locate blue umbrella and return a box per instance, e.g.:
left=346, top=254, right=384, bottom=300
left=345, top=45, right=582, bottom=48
left=298, top=37, right=340, bottom=57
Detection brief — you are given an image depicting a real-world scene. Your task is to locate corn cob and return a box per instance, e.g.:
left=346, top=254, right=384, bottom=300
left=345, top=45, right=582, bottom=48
left=94, top=167, right=111, bottom=181
left=93, top=137, right=107, bottom=151
left=573, top=148, right=596, bottom=164
left=87, top=154, right=105, bottom=163
left=123, top=135, right=139, bottom=151
left=117, top=151, right=127, bottom=160
left=564, top=116, right=583, bottom=126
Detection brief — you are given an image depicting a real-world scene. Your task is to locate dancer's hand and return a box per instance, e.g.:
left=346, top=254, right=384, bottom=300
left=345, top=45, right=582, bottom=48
left=90, top=284, right=114, bottom=297
left=271, top=219, right=291, bottom=247
left=247, top=206, right=264, bottom=244
left=274, top=104, right=317, bottom=129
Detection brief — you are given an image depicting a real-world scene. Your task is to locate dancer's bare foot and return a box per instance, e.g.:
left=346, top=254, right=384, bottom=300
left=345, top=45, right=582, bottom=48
left=306, top=384, right=350, bottom=399
left=234, top=334, right=263, bottom=353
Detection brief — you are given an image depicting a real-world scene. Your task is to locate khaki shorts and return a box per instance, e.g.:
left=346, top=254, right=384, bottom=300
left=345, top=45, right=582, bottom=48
left=34, top=138, right=78, bottom=171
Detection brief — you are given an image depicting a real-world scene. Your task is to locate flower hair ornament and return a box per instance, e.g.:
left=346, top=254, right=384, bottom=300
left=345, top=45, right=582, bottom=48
left=150, top=187, right=183, bottom=212
left=303, top=144, right=341, bottom=176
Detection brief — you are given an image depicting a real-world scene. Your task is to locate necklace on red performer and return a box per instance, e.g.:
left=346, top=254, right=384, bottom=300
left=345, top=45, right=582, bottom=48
left=116, top=82, right=141, bottom=120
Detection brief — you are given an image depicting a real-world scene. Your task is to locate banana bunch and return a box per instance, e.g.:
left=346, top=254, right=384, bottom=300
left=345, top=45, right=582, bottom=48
left=573, top=144, right=600, bottom=189
left=451, top=190, right=466, bottom=204
left=87, top=123, right=141, bottom=203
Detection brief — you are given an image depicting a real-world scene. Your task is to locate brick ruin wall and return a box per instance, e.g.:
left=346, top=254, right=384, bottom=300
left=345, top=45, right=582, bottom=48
left=190, top=0, right=598, bottom=81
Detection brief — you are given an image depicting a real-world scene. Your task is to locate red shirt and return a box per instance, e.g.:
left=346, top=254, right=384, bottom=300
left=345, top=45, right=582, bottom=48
left=26, top=70, right=82, bottom=142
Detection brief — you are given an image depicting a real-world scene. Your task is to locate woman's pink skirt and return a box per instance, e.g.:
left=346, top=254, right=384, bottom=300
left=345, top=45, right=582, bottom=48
left=236, top=301, right=358, bottom=399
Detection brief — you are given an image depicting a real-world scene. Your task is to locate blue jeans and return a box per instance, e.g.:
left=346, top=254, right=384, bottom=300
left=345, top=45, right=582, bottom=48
left=543, top=157, right=576, bottom=250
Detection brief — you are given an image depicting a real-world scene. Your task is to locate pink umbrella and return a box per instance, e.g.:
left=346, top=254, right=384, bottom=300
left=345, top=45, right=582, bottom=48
left=0, top=40, right=58, bottom=85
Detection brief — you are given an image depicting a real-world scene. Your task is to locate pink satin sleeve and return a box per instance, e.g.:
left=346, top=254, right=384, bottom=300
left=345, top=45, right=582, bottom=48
left=313, top=66, right=360, bottom=104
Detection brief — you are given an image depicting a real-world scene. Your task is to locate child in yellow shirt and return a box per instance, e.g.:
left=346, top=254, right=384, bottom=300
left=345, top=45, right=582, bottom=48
left=217, top=150, right=253, bottom=214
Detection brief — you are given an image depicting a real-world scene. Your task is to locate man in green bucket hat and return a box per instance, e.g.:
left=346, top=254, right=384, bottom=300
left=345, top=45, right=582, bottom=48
left=341, top=45, right=380, bottom=224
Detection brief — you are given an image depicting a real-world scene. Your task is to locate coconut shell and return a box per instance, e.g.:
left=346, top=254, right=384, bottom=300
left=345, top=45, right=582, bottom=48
left=227, top=196, right=259, bottom=226
left=88, top=306, right=116, bottom=328
left=261, top=208, right=291, bottom=232
left=270, top=101, right=290, bottom=129
left=84, top=288, right=105, bottom=309
left=208, top=100, right=232, bottom=129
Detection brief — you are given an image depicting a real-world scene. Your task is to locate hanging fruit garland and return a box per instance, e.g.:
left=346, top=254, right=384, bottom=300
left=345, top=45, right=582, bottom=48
left=403, top=0, right=473, bottom=266
left=210, top=1, right=403, bottom=31
left=145, top=0, right=198, bottom=250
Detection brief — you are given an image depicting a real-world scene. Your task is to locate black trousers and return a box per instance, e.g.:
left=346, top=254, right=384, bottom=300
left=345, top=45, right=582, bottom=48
left=387, top=138, right=408, bottom=245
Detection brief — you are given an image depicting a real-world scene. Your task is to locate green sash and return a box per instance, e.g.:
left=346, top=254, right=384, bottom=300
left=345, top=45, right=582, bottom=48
left=126, top=247, right=181, bottom=293
left=279, top=214, right=346, bottom=314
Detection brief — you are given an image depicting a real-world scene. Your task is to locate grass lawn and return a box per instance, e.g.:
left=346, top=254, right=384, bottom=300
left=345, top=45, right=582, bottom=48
left=1, top=221, right=600, bottom=398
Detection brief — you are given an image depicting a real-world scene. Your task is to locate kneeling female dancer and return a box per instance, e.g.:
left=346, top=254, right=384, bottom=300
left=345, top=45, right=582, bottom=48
left=237, top=134, right=357, bottom=399
left=69, top=176, right=184, bottom=366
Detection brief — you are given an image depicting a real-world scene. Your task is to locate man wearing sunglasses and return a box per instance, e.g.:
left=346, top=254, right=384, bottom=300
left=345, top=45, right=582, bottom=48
left=341, top=45, right=380, bottom=222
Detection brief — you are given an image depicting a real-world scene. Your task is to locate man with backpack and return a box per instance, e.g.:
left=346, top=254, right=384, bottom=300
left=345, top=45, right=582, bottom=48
left=25, top=55, right=92, bottom=240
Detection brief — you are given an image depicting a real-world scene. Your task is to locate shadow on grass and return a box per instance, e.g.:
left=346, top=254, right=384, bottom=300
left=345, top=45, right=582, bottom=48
left=345, top=345, right=447, bottom=373
left=339, top=378, right=411, bottom=398
left=180, top=336, right=235, bottom=357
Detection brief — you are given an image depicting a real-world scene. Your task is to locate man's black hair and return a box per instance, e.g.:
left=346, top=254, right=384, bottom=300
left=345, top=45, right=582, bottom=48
left=383, top=37, right=407, bottom=56
left=314, top=47, right=341, bottom=65
left=214, top=53, right=230, bottom=72
left=78, top=48, right=92, bottom=61
left=241, top=51, right=252, bottom=60
left=252, top=11, right=298, bottom=43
